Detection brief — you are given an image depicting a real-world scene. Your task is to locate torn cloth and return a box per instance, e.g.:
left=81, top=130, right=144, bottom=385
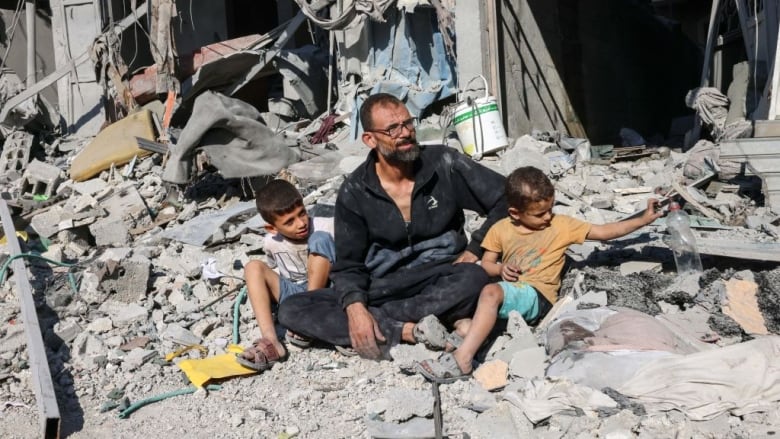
left=504, top=377, right=617, bottom=424
left=162, top=91, right=299, bottom=184
left=618, top=336, right=780, bottom=421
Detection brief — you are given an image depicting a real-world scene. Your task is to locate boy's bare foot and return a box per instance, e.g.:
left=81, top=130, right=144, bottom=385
left=452, top=349, right=473, bottom=375
left=452, top=318, right=471, bottom=336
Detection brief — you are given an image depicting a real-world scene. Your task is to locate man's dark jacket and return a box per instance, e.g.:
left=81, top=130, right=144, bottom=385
left=333, top=145, right=507, bottom=308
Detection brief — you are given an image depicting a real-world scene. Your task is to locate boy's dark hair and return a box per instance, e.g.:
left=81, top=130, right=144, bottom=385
left=360, top=93, right=404, bottom=131
left=506, top=166, right=555, bottom=211
left=255, top=179, right=303, bottom=223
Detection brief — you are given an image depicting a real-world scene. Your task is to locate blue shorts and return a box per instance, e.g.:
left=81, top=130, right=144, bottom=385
left=278, top=230, right=335, bottom=303
left=497, top=281, right=541, bottom=321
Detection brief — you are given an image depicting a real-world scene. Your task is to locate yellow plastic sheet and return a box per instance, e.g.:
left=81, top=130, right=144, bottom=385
left=0, top=231, right=28, bottom=244
left=177, top=345, right=256, bottom=388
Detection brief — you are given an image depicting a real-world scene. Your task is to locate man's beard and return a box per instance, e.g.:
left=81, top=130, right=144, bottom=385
left=377, top=138, right=420, bottom=163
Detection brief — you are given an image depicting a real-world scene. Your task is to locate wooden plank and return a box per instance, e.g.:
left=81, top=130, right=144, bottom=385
left=695, top=238, right=780, bottom=262
left=0, top=200, right=60, bottom=438
left=672, top=180, right=724, bottom=222
left=689, top=0, right=722, bottom=146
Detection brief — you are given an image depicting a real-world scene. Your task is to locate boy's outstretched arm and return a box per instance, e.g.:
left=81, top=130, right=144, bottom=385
left=587, top=198, right=663, bottom=241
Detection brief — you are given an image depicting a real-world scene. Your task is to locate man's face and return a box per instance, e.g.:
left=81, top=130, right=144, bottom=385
left=509, top=197, right=555, bottom=231
left=362, top=103, right=420, bottom=163
left=266, top=204, right=310, bottom=242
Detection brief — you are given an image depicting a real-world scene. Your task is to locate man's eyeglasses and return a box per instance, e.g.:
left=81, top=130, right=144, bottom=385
left=366, top=117, right=417, bottom=138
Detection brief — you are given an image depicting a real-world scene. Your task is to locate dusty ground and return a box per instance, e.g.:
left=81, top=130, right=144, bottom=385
left=4, top=263, right=780, bottom=438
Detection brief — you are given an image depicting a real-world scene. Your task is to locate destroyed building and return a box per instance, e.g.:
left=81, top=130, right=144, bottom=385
left=2, top=0, right=780, bottom=438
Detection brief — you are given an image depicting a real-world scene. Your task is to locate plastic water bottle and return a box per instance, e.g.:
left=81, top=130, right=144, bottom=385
left=665, top=202, right=703, bottom=274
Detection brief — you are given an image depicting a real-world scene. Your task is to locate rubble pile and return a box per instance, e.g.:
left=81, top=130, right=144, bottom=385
left=1, top=113, right=780, bottom=437
left=2, top=2, right=780, bottom=436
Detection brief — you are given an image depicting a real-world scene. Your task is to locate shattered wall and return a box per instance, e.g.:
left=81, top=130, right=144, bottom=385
left=0, top=7, right=57, bottom=104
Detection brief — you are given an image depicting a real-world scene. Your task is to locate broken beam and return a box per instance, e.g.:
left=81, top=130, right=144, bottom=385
left=0, top=199, right=60, bottom=438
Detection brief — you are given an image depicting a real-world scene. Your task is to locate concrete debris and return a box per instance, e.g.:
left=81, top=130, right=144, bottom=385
left=3, top=3, right=780, bottom=438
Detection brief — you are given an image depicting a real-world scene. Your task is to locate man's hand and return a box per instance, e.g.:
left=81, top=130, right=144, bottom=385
left=454, top=250, right=479, bottom=264
left=501, top=263, right=521, bottom=282
left=346, top=302, right=385, bottom=360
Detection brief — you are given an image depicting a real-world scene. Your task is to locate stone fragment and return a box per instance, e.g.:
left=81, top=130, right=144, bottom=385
left=53, top=320, right=82, bottom=343
left=99, top=301, right=148, bottom=327
left=162, top=323, right=201, bottom=346
left=71, top=333, right=107, bottom=370
left=86, top=317, right=113, bottom=333
left=619, top=261, right=663, bottom=276
left=365, top=418, right=434, bottom=439
left=464, top=383, right=498, bottom=412
left=122, top=348, right=157, bottom=371
left=119, top=336, right=151, bottom=351
left=89, top=217, right=130, bottom=247
left=30, top=206, right=65, bottom=238
left=99, top=255, right=151, bottom=303
left=508, top=346, right=547, bottom=379
left=191, top=317, right=220, bottom=339
left=474, top=359, right=508, bottom=391
left=383, top=389, right=433, bottom=422
left=472, top=402, right=533, bottom=438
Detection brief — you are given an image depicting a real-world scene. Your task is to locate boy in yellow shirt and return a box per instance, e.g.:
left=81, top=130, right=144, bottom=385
left=417, top=166, right=662, bottom=382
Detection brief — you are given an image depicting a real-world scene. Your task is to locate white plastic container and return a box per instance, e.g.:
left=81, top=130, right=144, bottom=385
left=453, top=76, right=509, bottom=157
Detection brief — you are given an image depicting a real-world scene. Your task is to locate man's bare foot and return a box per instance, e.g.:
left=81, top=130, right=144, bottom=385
left=401, top=322, right=416, bottom=344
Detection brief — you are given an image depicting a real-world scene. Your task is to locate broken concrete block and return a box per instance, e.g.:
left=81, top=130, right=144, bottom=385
left=89, top=217, right=131, bottom=247
left=99, top=301, right=148, bottom=327
left=100, top=182, right=149, bottom=222
left=191, top=317, right=220, bottom=339
left=508, top=346, right=547, bottom=379
left=381, top=389, right=433, bottom=422
left=619, top=261, right=663, bottom=276
left=98, top=255, right=151, bottom=303
left=162, top=323, right=201, bottom=346
left=472, top=402, right=533, bottom=438
left=500, top=135, right=552, bottom=176
left=365, top=418, right=434, bottom=439
left=41, top=243, right=64, bottom=263
left=721, top=278, right=768, bottom=335
left=122, top=348, right=157, bottom=371
left=656, top=272, right=701, bottom=303
left=19, top=159, right=63, bottom=198
left=30, top=206, right=65, bottom=238
left=474, top=359, right=509, bottom=391
left=0, top=130, right=33, bottom=179
left=53, top=320, right=82, bottom=343
left=71, top=332, right=108, bottom=370
left=464, top=383, right=499, bottom=412
left=86, top=317, right=113, bottom=333
left=506, top=311, right=532, bottom=339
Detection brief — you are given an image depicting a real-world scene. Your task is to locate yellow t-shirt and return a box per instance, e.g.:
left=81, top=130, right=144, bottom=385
left=481, top=215, right=591, bottom=304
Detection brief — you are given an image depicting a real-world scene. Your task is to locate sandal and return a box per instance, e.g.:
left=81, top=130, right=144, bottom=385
left=415, top=352, right=471, bottom=384
left=285, top=331, right=313, bottom=349
left=445, top=331, right=463, bottom=351
left=236, top=338, right=285, bottom=371
left=334, top=345, right=359, bottom=357
left=413, top=315, right=448, bottom=350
